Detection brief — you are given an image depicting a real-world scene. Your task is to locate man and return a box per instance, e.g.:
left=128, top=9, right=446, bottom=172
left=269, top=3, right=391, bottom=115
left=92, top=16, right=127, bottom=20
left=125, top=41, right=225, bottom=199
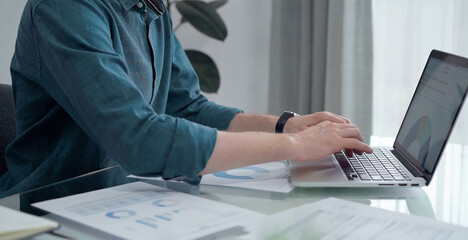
left=0, top=0, right=372, bottom=197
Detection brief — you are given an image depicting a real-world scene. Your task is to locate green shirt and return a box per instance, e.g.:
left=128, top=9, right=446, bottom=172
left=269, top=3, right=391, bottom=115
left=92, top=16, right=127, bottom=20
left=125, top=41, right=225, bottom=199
left=0, top=0, right=241, bottom=197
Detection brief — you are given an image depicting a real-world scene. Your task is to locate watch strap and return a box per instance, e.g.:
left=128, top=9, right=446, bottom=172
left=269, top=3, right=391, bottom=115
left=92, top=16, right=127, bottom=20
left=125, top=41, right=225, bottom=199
left=275, top=111, right=299, bottom=133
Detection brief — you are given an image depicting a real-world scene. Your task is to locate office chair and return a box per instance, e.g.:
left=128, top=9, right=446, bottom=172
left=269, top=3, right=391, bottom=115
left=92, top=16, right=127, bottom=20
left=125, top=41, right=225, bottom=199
left=0, top=84, right=16, bottom=177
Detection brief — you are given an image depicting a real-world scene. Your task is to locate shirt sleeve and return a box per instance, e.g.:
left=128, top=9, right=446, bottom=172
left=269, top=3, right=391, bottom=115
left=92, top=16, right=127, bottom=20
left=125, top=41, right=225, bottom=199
left=165, top=32, right=243, bottom=131
left=32, top=0, right=214, bottom=184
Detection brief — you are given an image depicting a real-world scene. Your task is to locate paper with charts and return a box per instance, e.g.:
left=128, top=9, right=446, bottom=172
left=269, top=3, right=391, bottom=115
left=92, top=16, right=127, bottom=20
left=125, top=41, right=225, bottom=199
left=249, top=197, right=468, bottom=240
left=32, top=182, right=262, bottom=240
left=200, top=162, right=294, bottom=193
left=128, top=162, right=294, bottom=193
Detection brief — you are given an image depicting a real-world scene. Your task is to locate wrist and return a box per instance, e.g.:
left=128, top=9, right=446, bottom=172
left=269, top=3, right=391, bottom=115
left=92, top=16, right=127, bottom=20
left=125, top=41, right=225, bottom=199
left=279, top=133, right=300, bottom=160
left=275, top=111, right=300, bottom=133
left=228, top=113, right=280, bottom=133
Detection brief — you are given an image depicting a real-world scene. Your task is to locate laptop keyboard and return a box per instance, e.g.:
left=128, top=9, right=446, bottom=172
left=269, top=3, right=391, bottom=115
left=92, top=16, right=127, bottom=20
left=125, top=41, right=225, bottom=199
left=334, top=148, right=412, bottom=181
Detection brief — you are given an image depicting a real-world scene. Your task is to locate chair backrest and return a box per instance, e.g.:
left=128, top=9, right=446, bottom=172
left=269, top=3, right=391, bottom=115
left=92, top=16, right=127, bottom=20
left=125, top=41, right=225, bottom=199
left=0, top=84, right=16, bottom=176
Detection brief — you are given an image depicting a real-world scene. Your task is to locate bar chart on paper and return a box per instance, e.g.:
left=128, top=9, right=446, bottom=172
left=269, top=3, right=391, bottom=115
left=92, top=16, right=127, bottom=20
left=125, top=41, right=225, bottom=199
left=33, top=182, right=261, bottom=240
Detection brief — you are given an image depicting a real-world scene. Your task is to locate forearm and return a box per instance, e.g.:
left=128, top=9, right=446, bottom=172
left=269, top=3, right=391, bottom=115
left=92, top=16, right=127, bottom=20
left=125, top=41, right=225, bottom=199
left=227, top=111, right=354, bottom=133
left=200, top=120, right=373, bottom=175
left=199, top=131, right=295, bottom=175
left=227, top=113, right=279, bottom=133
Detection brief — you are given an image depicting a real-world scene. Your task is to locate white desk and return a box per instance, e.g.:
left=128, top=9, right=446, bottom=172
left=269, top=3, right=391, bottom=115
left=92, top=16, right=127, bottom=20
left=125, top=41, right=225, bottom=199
left=0, top=163, right=466, bottom=239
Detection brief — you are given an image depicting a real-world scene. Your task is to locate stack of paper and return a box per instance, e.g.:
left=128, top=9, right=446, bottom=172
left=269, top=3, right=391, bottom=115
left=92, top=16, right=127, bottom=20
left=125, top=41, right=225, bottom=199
left=248, top=198, right=468, bottom=240
left=0, top=206, right=59, bottom=240
left=33, top=182, right=261, bottom=240
left=128, top=162, right=294, bottom=193
left=32, top=182, right=468, bottom=240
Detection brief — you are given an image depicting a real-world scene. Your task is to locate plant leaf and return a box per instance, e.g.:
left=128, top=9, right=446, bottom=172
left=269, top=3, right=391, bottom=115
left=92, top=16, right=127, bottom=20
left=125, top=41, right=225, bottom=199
left=176, top=0, right=227, bottom=41
left=185, top=50, right=220, bottom=93
left=209, top=0, right=227, bottom=9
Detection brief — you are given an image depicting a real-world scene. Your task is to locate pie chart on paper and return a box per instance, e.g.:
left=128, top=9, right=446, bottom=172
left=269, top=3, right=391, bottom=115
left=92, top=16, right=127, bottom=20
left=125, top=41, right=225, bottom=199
left=202, top=162, right=293, bottom=193
left=212, top=166, right=270, bottom=180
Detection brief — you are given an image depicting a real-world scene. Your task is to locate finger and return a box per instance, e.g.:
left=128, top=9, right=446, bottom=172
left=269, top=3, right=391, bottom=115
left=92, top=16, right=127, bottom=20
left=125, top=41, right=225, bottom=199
left=317, top=120, right=332, bottom=127
left=344, top=148, right=365, bottom=157
left=353, top=149, right=365, bottom=155
left=325, top=114, right=348, bottom=124
left=336, top=123, right=358, bottom=129
left=344, top=148, right=355, bottom=157
left=342, top=139, right=373, bottom=154
left=337, top=127, right=365, bottom=143
left=331, top=113, right=351, bottom=124
left=312, top=112, right=347, bottom=125
left=344, top=149, right=365, bottom=157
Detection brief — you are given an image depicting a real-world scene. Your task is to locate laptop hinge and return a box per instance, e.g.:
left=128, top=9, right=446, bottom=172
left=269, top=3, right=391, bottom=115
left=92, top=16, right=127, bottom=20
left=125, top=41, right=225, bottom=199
left=391, top=148, right=424, bottom=177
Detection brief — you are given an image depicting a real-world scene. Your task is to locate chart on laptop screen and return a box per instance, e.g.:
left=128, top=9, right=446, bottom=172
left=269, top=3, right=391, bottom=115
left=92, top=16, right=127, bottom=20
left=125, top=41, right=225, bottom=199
left=396, top=57, right=468, bottom=173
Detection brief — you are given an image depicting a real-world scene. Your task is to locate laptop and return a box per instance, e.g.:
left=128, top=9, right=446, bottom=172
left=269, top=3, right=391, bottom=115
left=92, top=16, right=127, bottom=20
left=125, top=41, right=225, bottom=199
left=289, top=50, right=468, bottom=187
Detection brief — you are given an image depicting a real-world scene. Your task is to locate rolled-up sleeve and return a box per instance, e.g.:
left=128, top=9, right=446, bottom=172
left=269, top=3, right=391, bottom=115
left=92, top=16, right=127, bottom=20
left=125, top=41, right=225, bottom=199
left=33, top=0, right=215, bottom=184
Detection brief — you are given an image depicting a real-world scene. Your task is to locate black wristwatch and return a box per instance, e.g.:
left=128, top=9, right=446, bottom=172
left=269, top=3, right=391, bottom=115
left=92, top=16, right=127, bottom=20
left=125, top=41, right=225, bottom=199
left=275, top=111, right=300, bottom=133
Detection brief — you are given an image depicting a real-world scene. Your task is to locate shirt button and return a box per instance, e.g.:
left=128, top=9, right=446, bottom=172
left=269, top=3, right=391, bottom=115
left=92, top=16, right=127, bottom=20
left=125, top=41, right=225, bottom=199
left=136, top=2, right=144, bottom=8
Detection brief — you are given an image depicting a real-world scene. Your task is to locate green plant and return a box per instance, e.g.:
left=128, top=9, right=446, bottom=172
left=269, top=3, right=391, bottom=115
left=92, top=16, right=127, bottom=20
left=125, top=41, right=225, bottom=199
left=166, top=0, right=228, bottom=93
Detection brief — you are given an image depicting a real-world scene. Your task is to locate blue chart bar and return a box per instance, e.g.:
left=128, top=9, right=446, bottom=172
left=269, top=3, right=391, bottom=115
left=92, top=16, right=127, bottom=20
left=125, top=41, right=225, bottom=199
left=70, top=191, right=169, bottom=216
left=152, top=199, right=180, bottom=207
left=136, top=218, right=158, bottom=228
left=135, top=210, right=182, bottom=229
left=155, top=214, right=172, bottom=221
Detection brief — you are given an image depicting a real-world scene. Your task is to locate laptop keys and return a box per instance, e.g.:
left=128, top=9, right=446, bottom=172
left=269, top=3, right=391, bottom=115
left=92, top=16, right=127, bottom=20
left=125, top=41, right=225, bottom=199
left=370, top=175, right=383, bottom=181
left=335, top=148, right=411, bottom=182
left=359, top=174, right=371, bottom=180
left=334, top=152, right=358, bottom=180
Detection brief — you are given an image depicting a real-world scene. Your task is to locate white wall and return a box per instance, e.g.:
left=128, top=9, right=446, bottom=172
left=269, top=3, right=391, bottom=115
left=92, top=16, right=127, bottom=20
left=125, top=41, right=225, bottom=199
left=172, top=0, right=272, bottom=114
left=0, top=0, right=272, bottom=114
left=0, top=0, right=27, bottom=85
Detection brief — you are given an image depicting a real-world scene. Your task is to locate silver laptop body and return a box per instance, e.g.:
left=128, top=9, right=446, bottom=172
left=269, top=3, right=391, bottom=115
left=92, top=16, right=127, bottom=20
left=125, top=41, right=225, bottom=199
left=290, top=50, right=468, bottom=187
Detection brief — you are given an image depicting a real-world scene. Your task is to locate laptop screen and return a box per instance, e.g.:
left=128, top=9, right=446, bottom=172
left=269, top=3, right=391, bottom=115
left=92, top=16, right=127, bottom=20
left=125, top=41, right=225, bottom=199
left=394, top=50, right=468, bottom=180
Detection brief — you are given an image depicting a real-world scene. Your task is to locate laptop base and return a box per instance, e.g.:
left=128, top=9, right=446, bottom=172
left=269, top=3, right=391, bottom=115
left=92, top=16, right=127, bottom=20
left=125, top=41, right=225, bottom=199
left=289, top=156, right=426, bottom=188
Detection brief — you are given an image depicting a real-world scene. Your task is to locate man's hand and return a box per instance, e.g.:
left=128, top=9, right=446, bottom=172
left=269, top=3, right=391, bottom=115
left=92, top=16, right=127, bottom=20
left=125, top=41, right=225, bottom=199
left=201, top=112, right=372, bottom=175
left=226, top=111, right=370, bottom=158
left=200, top=120, right=372, bottom=175
left=283, top=111, right=351, bottom=133
left=288, top=121, right=373, bottom=161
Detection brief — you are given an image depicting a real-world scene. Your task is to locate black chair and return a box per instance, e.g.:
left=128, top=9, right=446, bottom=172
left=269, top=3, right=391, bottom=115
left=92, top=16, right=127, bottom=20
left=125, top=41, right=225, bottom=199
left=0, top=84, right=16, bottom=176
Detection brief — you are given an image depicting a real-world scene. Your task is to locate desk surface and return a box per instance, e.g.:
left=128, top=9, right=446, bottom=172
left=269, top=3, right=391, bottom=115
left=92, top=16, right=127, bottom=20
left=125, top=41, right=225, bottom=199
left=0, top=164, right=466, bottom=239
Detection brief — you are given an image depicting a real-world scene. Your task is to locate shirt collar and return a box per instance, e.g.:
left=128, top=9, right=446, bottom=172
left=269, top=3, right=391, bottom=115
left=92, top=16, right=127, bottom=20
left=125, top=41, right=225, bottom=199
left=117, top=0, right=140, bottom=11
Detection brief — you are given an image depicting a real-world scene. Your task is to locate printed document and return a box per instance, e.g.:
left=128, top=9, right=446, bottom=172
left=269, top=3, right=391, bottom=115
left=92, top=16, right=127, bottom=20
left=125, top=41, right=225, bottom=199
left=249, top=197, right=468, bottom=240
left=0, top=205, right=58, bottom=240
left=129, top=162, right=294, bottom=193
left=32, top=182, right=261, bottom=240
left=200, top=162, right=293, bottom=193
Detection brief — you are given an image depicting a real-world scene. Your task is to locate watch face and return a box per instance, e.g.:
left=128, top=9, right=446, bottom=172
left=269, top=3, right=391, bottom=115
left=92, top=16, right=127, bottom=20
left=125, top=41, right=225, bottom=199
left=285, top=111, right=300, bottom=117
